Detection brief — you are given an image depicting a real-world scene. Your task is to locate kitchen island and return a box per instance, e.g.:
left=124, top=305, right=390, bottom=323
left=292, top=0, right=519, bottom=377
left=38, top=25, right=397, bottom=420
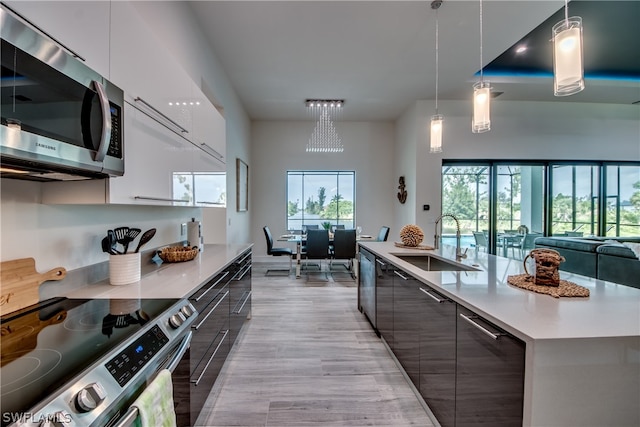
left=359, top=241, right=640, bottom=427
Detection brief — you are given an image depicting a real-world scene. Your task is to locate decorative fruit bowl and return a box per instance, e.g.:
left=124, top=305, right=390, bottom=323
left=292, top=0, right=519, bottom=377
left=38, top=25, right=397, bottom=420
left=158, top=246, right=199, bottom=263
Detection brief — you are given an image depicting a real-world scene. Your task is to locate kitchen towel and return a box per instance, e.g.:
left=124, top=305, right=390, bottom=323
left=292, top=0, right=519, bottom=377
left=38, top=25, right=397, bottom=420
left=131, top=369, right=176, bottom=427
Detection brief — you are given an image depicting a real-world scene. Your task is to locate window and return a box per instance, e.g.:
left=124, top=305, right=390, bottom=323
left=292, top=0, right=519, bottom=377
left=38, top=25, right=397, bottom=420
left=173, top=172, right=226, bottom=207
left=441, top=161, right=639, bottom=259
left=287, top=171, right=355, bottom=231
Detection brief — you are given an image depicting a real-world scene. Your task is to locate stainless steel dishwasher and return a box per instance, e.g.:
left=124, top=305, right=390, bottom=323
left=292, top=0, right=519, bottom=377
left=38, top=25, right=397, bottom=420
left=358, top=247, right=376, bottom=330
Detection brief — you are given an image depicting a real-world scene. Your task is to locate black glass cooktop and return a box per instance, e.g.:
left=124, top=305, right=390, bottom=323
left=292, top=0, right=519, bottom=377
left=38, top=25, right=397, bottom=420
left=0, top=297, right=179, bottom=424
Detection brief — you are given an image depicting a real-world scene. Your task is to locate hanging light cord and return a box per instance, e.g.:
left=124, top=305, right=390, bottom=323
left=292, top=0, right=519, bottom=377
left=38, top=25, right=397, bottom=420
left=564, top=0, right=569, bottom=26
left=435, top=9, right=440, bottom=114
left=479, top=0, right=484, bottom=82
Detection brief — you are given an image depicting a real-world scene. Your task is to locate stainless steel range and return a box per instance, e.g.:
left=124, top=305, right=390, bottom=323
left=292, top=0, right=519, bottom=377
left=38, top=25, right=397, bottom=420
left=1, top=297, right=196, bottom=427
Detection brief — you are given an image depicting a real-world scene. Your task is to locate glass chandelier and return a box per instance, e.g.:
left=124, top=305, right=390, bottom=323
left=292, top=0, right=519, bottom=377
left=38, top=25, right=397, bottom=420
left=472, top=0, right=491, bottom=133
left=306, top=100, right=344, bottom=153
left=552, top=0, right=584, bottom=96
left=430, top=0, right=443, bottom=153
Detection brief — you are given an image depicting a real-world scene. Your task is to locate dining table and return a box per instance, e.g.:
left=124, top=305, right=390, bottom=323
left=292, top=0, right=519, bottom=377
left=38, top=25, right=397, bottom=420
left=278, top=233, right=375, bottom=278
left=497, top=233, right=524, bottom=258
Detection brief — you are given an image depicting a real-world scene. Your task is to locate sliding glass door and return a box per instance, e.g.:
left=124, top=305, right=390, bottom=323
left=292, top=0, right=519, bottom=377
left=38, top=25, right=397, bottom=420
left=605, top=164, right=640, bottom=237
left=441, top=161, right=639, bottom=259
left=441, top=166, right=489, bottom=248
left=550, top=164, right=599, bottom=237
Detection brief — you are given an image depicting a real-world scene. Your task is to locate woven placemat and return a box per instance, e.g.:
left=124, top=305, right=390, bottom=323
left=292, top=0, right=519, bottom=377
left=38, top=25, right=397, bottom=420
left=507, top=274, right=590, bottom=298
left=393, top=242, right=435, bottom=250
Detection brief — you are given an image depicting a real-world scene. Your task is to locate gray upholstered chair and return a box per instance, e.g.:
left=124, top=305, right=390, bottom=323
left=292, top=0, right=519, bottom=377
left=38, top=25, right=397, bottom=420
left=263, top=226, right=293, bottom=275
left=473, top=231, right=488, bottom=252
left=377, top=226, right=390, bottom=242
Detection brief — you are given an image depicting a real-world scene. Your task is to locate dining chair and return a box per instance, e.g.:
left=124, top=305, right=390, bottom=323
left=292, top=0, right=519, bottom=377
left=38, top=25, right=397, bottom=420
left=301, top=229, right=330, bottom=279
left=519, top=233, right=542, bottom=259
left=472, top=231, right=488, bottom=252
left=331, top=224, right=345, bottom=233
left=505, top=235, right=524, bottom=258
left=302, top=224, right=319, bottom=233
left=377, top=226, right=390, bottom=242
left=262, top=226, right=293, bottom=276
left=330, top=229, right=357, bottom=278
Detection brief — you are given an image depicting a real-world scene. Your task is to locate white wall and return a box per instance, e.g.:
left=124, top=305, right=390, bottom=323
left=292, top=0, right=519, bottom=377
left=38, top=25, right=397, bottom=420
left=0, top=1, right=251, bottom=270
left=397, top=99, right=640, bottom=239
left=251, top=121, right=395, bottom=260
left=131, top=1, right=252, bottom=245
left=0, top=180, right=200, bottom=271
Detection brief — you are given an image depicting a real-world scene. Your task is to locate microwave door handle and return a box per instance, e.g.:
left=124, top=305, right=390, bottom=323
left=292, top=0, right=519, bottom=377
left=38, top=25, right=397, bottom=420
left=92, top=80, right=111, bottom=162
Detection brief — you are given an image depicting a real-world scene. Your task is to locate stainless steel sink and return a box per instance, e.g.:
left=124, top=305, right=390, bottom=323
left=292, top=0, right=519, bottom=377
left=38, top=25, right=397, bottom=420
left=394, top=255, right=477, bottom=271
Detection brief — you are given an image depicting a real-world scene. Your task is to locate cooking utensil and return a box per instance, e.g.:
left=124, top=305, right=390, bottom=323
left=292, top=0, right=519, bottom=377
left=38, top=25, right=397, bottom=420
left=101, top=236, right=116, bottom=255
left=108, top=229, right=121, bottom=255
left=114, top=227, right=130, bottom=253
left=0, top=258, right=67, bottom=316
left=134, top=228, right=156, bottom=253
left=121, top=228, right=141, bottom=253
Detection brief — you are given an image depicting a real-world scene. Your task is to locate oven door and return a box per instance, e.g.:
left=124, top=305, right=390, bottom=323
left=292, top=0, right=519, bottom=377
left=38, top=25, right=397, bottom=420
left=106, top=331, right=192, bottom=427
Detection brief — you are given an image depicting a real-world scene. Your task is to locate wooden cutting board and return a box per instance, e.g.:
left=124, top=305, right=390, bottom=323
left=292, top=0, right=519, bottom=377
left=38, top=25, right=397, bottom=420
left=0, top=258, right=66, bottom=316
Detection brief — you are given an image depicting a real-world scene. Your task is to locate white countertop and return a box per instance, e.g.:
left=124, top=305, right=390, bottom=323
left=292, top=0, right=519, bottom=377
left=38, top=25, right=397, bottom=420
left=359, top=241, right=640, bottom=342
left=63, top=244, right=252, bottom=300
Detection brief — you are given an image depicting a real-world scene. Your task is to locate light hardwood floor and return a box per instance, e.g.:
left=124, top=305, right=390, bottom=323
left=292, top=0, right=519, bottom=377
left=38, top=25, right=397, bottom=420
left=195, top=263, right=434, bottom=426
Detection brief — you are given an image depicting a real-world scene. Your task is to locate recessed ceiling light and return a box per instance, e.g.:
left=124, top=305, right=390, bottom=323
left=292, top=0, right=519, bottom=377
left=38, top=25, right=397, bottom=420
left=515, top=45, right=527, bottom=54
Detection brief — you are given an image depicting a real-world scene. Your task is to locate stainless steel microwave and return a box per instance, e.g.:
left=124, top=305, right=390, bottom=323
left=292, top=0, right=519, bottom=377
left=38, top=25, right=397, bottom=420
left=0, top=7, right=124, bottom=181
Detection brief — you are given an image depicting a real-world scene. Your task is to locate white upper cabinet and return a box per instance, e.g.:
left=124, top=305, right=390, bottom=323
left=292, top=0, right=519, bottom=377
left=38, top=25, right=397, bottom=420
left=38, top=1, right=229, bottom=207
left=3, top=1, right=111, bottom=78
left=110, top=1, right=192, bottom=135
left=42, top=103, right=194, bottom=206
left=108, top=104, right=193, bottom=205
left=191, top=82, right=226, bottom=172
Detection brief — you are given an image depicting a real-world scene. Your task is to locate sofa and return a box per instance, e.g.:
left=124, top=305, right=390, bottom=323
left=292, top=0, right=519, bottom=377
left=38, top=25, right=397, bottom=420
left=534, top=236, right=640, bottom=289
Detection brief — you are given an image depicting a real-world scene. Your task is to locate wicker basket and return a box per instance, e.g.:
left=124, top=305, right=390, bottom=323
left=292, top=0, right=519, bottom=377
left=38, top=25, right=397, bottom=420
left=158, top=246, right=199, bottom=263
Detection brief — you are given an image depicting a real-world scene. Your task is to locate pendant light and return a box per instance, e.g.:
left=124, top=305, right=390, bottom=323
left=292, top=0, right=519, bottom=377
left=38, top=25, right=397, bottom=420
left=430, top=0, right=443, bottom=153
left=472, top=0, right=490, bottom=133
left=552, top=0, right=584, bottom=96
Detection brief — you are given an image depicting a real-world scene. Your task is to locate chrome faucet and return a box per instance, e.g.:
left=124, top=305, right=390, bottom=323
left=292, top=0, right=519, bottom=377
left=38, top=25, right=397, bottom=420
left=434, top=213, right=467, bottom=260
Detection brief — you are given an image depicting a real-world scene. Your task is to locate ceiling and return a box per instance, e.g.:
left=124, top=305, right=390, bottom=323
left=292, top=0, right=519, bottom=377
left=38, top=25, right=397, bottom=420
left=189, top=1, right=640, bottom=121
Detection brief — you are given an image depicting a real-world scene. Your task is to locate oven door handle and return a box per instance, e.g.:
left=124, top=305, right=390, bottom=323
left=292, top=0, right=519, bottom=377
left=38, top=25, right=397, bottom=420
left=112, top=331, right=192, bottom=427
left=166, top=331, right=192, bottom=373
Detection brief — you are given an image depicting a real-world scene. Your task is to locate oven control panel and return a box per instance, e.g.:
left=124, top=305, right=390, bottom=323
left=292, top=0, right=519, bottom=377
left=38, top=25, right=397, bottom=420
left=104, top=325, right=169, bottom=387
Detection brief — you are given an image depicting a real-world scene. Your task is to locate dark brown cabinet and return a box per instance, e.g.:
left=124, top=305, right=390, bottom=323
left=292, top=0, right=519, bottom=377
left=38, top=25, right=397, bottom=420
left=185, top=269, right=232, bottom=426
left=392, top=269, right=421, bottom=386
left=455, top=306, right=525, bottom=427
left=358, top=248, right=376, bottom=330
left=418, top=285, right=456, bottom=427
left=174, top=249, right=252, bottom=426
left=370, top=254, right=525, bottom=427
left=230, top=250, right=252, bottom=346
left=375, top=257, right=394, bottom=349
